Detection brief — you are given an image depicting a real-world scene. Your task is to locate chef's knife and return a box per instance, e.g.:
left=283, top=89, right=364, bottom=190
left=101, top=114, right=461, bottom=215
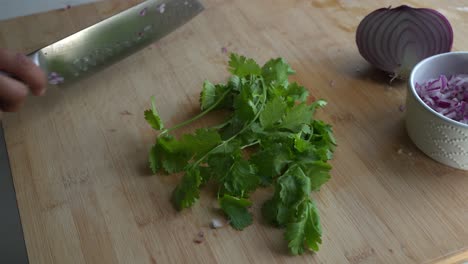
left=19, top=0, right=203, bottom=86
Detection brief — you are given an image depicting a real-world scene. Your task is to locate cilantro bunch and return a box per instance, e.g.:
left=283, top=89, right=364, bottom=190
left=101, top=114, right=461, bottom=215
left=145, top=53, right=336, bottom=255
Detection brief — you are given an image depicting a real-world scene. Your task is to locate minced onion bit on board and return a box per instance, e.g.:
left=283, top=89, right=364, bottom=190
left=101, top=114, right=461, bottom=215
left=415, top=74, right=468, bottom=124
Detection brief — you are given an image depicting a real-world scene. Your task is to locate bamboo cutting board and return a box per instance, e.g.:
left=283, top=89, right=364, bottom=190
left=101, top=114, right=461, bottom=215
left=0, top=0, right=467, bottom=263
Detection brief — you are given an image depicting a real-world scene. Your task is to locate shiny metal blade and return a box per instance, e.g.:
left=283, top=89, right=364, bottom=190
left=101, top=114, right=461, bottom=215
left=30, top=0, right=203, bottom=86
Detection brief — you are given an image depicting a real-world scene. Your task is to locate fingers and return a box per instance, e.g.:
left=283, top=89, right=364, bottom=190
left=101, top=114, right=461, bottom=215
left=0, top=48, right=46, bottom=96
left=0, top=74, right=29, bottom=112
left=0, top=48, right=47, bottom=113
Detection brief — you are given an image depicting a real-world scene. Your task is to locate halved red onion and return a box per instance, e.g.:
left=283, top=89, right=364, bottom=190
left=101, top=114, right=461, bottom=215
left=356, top=5, right=453, bottom=78
left=416, top=74, right=468, bottom=124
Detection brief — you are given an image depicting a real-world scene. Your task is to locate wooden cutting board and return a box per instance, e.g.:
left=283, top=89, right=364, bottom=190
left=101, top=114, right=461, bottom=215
left=0, top=0, right=467, bottom=263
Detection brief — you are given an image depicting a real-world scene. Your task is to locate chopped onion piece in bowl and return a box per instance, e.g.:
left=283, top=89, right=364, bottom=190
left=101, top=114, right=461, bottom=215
left=415, top=74, right=468, bottom=124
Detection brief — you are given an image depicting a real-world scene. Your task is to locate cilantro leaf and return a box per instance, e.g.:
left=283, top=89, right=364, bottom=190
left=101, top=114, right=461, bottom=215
left=200, top=81, right=232, bottom=111
left=299, top=161, right=331, bottom=191
left=200, top=80, right=217, bottom=110
left=285, top=200, right=322, bottom=255
left=259, top=96, right=287, bottom=130
left=234, top=78, right=262, bottom=121
left=207, top=153, right=234, bottom=175
left=219, top=194, right=253, bottom=230
left=311, top=99, right=328, bottom=109
left=199, top=166, right=213, bottom=185
left=263, top=165, right=323, bottom=254
left=179, top=129, right=222, bottom=158
left=161, top=153, right=190, bottom=174
left=145, top=97, right=164, bottom=130
left=228, top=75, right=241, bottom=91
left=171, top=168, right=202, bottom=210
left=219, top=118, right=245, bottom=139
left=151, top=129, right=222, bottom=174
left=220, top=83, right=261, bottom=139
left=210, top=139, right=242, bottom=155
left=310, top=120, right=337, bottom=160
left=251, top=143, right=292, bottom=186
left=207, top=150, right=259, bottom=198
left=158, top=129, right=222, bottom=162
left=229, top=53, right=262, bottom=77
left=305, top=201, right=322, bottom=250
left=277, top=166, right=311, bottom=209
left=234, top=94, right=257, bottom=123
left=261, top=166, right=311, bottom=226
left=221, top=159, right=259, bottom=198
left=261, top=198, right=278, bottom=225
left=285, top=82, right=309, bottom=104
left=280, top=103, right=312, bottom=132
left=156, top=136, right=191, bottom=174
left=293, top=134, right=311, bottom=153
left=149, top=144, right=160, bottom=174
left=262, top=58, right=295, bottom=87
left=280, top=99, right=326, bottom=133
left=285, top=207, right=308, bottom=255
left=271, top=82, right=309, bottom=107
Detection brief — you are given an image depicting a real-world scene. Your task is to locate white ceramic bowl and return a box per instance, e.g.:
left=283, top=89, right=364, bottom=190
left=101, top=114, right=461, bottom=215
left=406, top=51, right=468, bottom=170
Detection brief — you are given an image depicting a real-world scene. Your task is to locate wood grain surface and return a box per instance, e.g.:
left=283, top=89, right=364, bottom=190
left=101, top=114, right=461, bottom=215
left=0, top=0, right=467, bottom=263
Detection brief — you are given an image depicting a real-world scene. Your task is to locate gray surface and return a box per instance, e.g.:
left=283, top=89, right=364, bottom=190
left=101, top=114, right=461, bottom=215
left=0, top=123, right=29, bottom=264
left=0, top=0, right=100, bottom=21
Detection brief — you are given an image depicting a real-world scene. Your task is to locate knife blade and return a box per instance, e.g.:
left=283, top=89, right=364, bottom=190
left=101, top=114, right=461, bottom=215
left=24, top=0, right=203, bottom=86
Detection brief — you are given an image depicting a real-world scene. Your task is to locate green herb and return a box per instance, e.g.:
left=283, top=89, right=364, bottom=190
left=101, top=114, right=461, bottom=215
left=145, top=53, right=336, bottom=255
left=219, top=194, right=253, bottom=230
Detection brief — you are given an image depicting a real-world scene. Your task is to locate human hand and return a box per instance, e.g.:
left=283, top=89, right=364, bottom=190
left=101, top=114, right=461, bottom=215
left=0, top=48, right=46, bottom=112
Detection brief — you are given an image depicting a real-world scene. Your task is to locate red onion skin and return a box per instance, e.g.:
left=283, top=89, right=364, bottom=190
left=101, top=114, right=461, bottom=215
left=356, top=5, right=453, bottom=79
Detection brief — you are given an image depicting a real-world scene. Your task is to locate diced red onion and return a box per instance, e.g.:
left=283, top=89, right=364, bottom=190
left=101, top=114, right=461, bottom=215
left=416, top=74, right=468, bottom=124
left=356, top=5, right=453, bottom=79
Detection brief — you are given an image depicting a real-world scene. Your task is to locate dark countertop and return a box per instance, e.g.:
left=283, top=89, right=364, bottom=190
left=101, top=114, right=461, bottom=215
left=0, top=124, right=29, bottom=264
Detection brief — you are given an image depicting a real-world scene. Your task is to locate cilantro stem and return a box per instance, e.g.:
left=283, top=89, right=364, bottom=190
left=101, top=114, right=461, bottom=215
left=189, top=78, right=269, bottom=168
left=211, top=120, right=231, bottom=130
left=241, top=140, right=260, bottom=149
left=160, top=88, right=233, bottom=135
